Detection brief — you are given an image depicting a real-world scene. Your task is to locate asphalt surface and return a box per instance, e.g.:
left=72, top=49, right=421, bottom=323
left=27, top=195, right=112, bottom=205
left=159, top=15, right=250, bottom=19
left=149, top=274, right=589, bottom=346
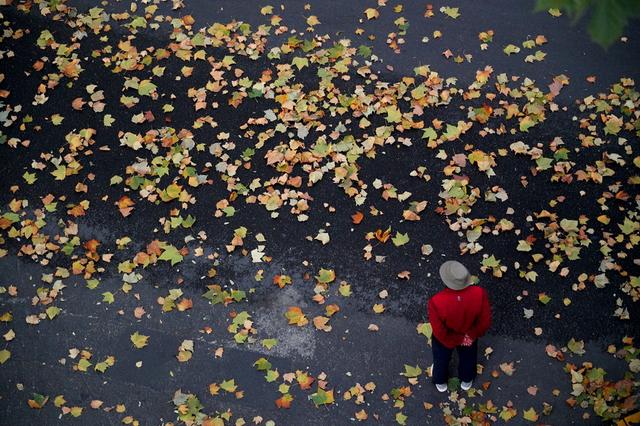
left=0, top=0, right=639, bottom=425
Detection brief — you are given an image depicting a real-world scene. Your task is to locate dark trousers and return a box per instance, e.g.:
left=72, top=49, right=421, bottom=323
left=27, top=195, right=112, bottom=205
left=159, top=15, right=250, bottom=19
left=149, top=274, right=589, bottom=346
left=431, top=335, right=478, bottom=384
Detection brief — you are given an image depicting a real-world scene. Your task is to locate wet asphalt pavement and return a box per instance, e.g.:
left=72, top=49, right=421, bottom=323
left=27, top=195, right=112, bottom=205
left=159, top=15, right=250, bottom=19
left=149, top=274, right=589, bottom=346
left=0, top=0, right=639, bottom=425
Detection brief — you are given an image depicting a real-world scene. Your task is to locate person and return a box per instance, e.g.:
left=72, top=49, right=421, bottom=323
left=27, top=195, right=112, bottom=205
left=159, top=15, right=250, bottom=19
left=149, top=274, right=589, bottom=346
left=427, top=260, right=492, bottom=392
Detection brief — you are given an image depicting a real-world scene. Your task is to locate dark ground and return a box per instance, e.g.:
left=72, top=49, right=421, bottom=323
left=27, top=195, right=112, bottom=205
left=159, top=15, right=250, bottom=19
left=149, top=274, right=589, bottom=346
left=0, top=0, right=639, bottom=425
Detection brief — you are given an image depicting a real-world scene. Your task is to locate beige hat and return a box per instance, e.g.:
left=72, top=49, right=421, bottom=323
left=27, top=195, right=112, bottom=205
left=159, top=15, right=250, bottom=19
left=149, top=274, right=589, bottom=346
left=439, top=260, right=474, bottom=290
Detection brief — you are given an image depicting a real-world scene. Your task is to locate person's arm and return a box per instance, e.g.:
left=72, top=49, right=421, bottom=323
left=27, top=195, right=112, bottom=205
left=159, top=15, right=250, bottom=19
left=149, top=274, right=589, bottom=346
left=428, top=297, right=464, bottom=344
left=466, top=288, right=492, bottom=340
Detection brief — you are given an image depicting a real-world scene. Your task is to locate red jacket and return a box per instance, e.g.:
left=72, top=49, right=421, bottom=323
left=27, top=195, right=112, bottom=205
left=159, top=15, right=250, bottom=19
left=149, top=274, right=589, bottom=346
left=427, top=285, right=492, bottom=349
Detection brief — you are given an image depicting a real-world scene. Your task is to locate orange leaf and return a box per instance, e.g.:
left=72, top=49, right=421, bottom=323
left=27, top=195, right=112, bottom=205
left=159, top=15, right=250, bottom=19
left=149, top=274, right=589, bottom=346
left=117, top=196, right=135, bottom=209
left=374, top=228, right=391, bottom=243
left=71, top=97, right=85, bottom=110
left=275, top=394, right=293, bottom=408
left=84, top=239, right=100, bottom=253
left=176, top=298, right=193, bottom=311
left=351, top=211, right=364, bottom=224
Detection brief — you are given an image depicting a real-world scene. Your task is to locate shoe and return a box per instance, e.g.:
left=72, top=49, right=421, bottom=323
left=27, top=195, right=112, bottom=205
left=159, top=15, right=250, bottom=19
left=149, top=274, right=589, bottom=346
left=460, top=381, right=473, bottom=391
left=435, top=383, right=448, bottom=393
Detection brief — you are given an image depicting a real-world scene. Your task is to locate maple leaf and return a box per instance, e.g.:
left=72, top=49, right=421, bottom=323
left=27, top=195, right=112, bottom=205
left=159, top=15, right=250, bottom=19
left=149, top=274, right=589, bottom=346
left=220, top=379, right=237, bottom=393
left=0, top=349, right=10, bottom=364
left=130, top=332, right=149, bottom=349
left=313, top=316, right=331, bottom=332
left=392, top=232, right=410, bottom=246
left=523, top=407, right=539, bottom=422
left=374, top=227, right=391, bottom=243
left=28, top=393, right=48, bottom=409
left=315, top=269, right=335, bottom=284
left=275, top=394, right=293, bottom=409
left=261, top=339, right=278, bottom=349
left=440, top=6, right=460, bottom=18
left=352, top=211, right=364, bottom=224
left=355, top=409, right=368, bottom=421
left=284, top=307, right=308, bottom=326
left=364, top=8, right=380, bottom=19
left=402, top=364, right=422, bottom=378
left=310, top=388, right=334, bottom=406
left=567, top=338, right=586, bottom=355
left=499, top=362, right=516, bottom=376
left=158, top=245, right=183, bottom=266
left=273, top=274, right=292, bottom=288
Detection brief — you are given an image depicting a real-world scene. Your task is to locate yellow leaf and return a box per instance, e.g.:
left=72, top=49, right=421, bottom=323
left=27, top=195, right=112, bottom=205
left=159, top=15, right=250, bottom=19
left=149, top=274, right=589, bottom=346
left=306, top=15, right=320, bottom=26
left=364, top=8, right=380, bottom=19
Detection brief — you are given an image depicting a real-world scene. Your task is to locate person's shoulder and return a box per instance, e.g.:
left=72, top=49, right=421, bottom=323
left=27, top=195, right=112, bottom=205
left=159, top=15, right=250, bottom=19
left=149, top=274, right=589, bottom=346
left=467, top=285, right=487, bottom=296
left=429, top=288, right=448, bottom=302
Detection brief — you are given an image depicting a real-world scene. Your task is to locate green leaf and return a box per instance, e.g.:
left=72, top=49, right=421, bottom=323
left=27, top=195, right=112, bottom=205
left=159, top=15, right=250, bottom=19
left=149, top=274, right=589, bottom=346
left=538, top=293, right=551, bottom=305
left=396, top=412, right=408, bottom=425
left=560, top=219, right=579, bottom=232
left=23, top=171, right=37, bottom=184
left=45, top=306, right=61, bottom=320
left=339, top=282, right=352, bottom=297
left=503, top=44, right=521, bottom=55
left=619, top=217, right=638, bottom=235
left=103, top=114, right=115, bottom=127
left=265, top=369, right=279, bottom=382
left=588, top=0, right=627, bottom=49
left=77, top=358, right=92, bottom=372
left=164, top=183, right=181, bottom=200
left=482, top=255, right=501, bottom=268
left=357, top=45, right=372, bottom=58
left=315, top=268, right=335, bottom=284
left=0, top=349, right=10, bottom=364
left=440, top=6, right=460, bottom=18
left=261, top=338, right=278, bottom=350
left=401, top=364, right=422, bottom=377
left=523, top=407, right=539, bottom=422
left=138, top=80, right=156, bottom=96
left=253, top=357, right=272, bottom=371
left=417, top=322, right=433, bottom=343
left=30, top=393, right=48, bottom=408
left=421, top=127, right=437, bottom=142
left=130, top=331, right=149, bottom=349
left=87, top=278, right=100, bottom=290
left=129, top=16, right=147, bottom=29
left=51, top=114, right=64, bottom=125
left=536, top=157, right=553, bottom=171
left=392, top=232, right=410, bottom=247
left=102, top=292, right=115, bottom=304
left=310, top=387, right=334, bottom=406
left=220, top=379, right=237, bottom=392
left=386, top=105, right=402, bottom=123
left=159, top=245, right=183, bottom=266
left=499, top=406, right=518, bottom=421
left=291, top=57, right=309, bottom=70
left=567, top=337, right=586, bottom=355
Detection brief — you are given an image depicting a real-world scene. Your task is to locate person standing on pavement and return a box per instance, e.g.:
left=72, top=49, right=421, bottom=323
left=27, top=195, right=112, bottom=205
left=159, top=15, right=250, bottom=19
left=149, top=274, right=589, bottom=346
left=427, top=260, right=492, bottom=392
